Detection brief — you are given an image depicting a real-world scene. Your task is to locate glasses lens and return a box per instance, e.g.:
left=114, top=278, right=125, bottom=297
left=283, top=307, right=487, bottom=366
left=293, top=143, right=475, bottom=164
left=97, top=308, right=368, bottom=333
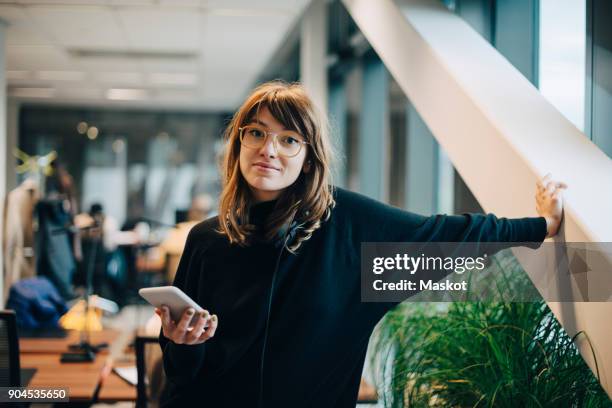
left=241, top=125, right=266, bottom=148
left=240, top=125, right=305, bottom=157
left=277, top=134, right=303, bottom=157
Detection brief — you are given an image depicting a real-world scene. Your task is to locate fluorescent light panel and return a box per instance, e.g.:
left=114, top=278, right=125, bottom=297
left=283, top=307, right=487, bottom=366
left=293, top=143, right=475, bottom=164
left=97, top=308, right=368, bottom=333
left=106, top=88, right=148, bottom=100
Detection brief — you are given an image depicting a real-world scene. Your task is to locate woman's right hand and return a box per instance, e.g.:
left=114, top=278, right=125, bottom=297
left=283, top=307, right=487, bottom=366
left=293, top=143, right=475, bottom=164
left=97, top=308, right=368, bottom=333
left=155, top=306, right=218, bottom=345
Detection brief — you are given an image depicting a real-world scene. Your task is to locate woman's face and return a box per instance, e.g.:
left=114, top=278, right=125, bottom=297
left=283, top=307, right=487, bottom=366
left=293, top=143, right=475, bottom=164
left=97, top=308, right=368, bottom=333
left=239, top=106, right=309, bottom=203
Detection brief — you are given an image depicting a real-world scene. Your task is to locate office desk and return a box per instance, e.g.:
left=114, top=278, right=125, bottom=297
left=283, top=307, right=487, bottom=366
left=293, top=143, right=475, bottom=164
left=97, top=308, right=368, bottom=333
left=20, top=353, right=109, bottom=401
left=19, top=329, right=120, bottom=353
left=96, top=372, right=378, bottom=404
left=97, top=362, right=138, bottom=402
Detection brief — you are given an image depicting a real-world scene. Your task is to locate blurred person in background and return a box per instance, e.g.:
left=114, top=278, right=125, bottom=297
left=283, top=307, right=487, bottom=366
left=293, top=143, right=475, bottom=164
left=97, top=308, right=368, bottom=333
left=74, top=203, right=141, bottom=304
left=152, top=194, right=215, bottom=283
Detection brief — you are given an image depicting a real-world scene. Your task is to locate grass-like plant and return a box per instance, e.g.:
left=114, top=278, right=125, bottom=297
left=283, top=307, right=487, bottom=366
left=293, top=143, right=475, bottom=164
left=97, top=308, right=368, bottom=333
left=369, top=251, right=611, bottom=407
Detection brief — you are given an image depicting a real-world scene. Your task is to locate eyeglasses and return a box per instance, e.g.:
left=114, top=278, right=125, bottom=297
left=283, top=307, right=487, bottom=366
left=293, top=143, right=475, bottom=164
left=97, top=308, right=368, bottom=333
left=239, top=124, right=308, bottom=158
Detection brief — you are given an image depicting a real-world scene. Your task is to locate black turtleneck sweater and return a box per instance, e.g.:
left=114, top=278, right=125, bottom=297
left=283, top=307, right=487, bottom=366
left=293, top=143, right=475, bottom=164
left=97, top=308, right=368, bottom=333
left=158, top=187, right=547, bottom=407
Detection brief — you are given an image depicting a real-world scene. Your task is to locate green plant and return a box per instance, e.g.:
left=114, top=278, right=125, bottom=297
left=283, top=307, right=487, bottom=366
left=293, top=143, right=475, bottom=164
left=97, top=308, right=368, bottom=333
left=369, top=252, right=611, bottom=407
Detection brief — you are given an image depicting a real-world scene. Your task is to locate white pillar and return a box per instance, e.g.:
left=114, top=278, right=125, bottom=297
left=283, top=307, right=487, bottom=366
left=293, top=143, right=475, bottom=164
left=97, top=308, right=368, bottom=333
left=300, top=0, right=328, bottom=114
left=328, top=79, right=348, bottom=187
left=0, top=19, right=7, bottom=306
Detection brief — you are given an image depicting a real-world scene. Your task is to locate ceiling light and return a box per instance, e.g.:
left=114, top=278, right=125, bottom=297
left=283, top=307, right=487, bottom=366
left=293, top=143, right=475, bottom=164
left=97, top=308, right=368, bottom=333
left=9, top=87, right=55, bottom=98
left=87, top=127, right=99, bottom=140
left=106, top=88, right=148, bottom=100
left=69, top=49, right=198, bottom=61
left=77, top=122, right=88, bottom=134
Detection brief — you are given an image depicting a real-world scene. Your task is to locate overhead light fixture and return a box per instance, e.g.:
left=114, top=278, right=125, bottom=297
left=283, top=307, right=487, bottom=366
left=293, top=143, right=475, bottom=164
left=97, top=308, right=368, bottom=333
left=106, top=88, right=148, bottom=101
left=36, top=71, right=85, bottom=81
left=9, top=87, right=55, bottom=98
left=77, top=122, right=88, bottom=134
left=87, top=127, right=99, bottom=140
left=69, top=48, right=198, bottom=61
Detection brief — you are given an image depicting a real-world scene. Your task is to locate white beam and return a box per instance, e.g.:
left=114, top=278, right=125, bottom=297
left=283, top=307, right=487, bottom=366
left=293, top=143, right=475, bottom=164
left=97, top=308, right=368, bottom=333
left=343, top=0, right=612, bottom=395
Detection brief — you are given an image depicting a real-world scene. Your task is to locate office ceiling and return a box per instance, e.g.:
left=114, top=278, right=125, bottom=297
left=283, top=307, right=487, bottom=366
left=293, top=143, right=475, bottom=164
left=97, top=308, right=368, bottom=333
left=0, top=0, right=310, bottom=110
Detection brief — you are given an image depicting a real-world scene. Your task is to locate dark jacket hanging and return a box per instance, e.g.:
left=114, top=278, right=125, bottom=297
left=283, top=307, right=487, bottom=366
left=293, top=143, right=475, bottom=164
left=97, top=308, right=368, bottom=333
left=35, top=199, right=76, bottom=300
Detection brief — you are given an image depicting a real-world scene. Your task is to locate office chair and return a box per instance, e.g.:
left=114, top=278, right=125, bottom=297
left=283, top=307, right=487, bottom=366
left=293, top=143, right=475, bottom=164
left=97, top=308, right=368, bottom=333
left=0, top=310, right=33, bottom=408
left=0, top=310, right=22, bottom=387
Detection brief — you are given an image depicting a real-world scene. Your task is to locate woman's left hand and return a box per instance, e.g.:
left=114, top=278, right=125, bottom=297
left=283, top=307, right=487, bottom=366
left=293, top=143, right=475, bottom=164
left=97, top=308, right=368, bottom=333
left=536, top=174, right=567, bottom=238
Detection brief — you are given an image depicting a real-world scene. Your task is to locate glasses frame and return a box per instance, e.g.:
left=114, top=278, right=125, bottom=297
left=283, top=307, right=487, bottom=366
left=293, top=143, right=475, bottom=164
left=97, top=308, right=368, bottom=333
left=238, top=125, right=309, bottom=158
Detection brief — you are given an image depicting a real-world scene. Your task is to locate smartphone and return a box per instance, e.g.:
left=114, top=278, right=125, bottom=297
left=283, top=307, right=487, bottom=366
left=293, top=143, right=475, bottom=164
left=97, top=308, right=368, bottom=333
left=139, top=286, right=206, bottom=327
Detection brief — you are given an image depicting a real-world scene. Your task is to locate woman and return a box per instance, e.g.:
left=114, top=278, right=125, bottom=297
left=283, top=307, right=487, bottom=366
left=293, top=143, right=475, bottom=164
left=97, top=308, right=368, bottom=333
left=157, top=81, right=566, bottom=407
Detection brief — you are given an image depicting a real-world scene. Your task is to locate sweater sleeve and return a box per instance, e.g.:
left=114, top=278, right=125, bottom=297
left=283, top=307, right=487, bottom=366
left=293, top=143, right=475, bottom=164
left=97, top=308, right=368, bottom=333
left=158, top=226, right=207, bottom=387
left=388, top=211, right=547, bottom=245
left=338, top=190, right=548, bottom=319
left=341, top=189, right=547, bottom=245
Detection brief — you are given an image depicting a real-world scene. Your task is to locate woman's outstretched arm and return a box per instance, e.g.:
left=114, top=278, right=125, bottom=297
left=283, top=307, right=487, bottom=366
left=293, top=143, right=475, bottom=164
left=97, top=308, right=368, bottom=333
left=336, top=174, right=566, bottom=245
left=342, top=175, right=566, bottom=319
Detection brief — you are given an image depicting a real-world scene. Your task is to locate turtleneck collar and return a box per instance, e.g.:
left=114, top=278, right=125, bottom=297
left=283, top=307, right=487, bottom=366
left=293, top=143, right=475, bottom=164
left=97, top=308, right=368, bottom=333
left=249, top=199, right=278, bottom=226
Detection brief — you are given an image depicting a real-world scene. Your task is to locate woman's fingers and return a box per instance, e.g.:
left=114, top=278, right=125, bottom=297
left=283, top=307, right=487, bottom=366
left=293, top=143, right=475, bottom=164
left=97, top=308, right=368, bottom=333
left=161, top=306, right=217, bottom=345
left=185, top=312, right=209, bottom=343
left=197, top=314, right=218, bottom=342
left=177, top=308, right=195, bottom=332
left=167, top=308, right=193, bottom=343
left=160, top=306, right=174, bottom=330
left=536, top=173, right=551, bottom=191
left=537, top=174, right=568, bottom=192
left=534, top=174, right=567, bottom=238
left=160, top=306, right=182, bottom=341
left=536, top=174, right=567, bottom=201
left=545, top=181, right=567, bottom=192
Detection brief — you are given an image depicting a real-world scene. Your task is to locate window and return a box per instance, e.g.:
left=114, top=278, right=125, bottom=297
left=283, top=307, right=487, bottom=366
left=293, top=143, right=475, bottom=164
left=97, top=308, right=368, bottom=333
left=539, top=0, right=586, bottom=131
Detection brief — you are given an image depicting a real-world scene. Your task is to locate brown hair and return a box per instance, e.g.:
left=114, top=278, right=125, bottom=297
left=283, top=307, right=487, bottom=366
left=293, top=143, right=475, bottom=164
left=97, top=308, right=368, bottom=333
left=218, top=80, right=336, bottom=252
